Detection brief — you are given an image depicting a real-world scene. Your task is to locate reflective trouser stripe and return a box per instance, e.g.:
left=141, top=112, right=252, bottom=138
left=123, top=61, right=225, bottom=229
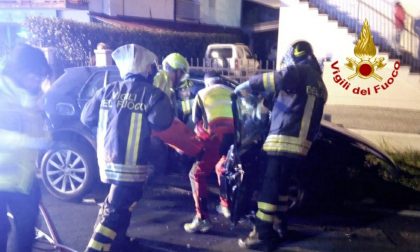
left=258, top=202, right=278, bottom=212
left=262, top=72, right=275, bottom=93
left=95, top=223, right=117, bottom=240
left=86, top=223, right=116, bottom=251
left=125, top=113, right=142, bottom=165
left=256, top=210, right=276, bottom=223
left=87, top=239, right=111, bottom=251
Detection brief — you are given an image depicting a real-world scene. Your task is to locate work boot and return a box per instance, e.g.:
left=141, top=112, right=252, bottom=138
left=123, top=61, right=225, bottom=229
left=216, top=204, right=231, bottom=219
left=238, top=227, right=281, bottom=252
left=183, top=216, right=212, bottom=233
left=238, top=226, right=262, bottom=249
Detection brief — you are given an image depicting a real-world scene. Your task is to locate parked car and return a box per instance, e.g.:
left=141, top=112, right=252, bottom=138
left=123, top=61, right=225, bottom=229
left=40, top=66, right=400, bottom=205
left=204, top=43, right=260, bottom=78
left=41, top=66, right=121, bottom=200
left=40, top=66, right=204, bottom=200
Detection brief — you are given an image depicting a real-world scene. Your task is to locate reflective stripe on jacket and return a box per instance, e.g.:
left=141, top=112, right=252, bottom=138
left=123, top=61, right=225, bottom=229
left=0, top=75, right=50, bottom=194
left=249, top=65, right=327, bottom=157
left=81, top=75, right=173, bottom=185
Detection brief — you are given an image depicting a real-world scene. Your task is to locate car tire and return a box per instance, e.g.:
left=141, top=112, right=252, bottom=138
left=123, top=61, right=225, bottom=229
left=41, top=141, right=97, bottom=201
left=287, top=175, right=307, bottom=211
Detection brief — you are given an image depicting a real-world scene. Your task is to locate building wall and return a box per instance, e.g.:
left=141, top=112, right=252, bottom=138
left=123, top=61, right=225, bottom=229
left=58, top=10, right=90, bottom=22
left=89, top=0, right=174, bottom=20
left=199, top=0, right=242, bottom=27
left=124, top=0, right=174, bottom=20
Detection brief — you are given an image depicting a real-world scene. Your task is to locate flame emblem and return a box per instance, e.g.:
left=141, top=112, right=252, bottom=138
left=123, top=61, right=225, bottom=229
left=346, top=19, right=386, bottom=81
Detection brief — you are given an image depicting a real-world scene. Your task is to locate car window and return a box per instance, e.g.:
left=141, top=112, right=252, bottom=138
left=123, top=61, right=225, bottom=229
left=243, top=47, right=253, bottom=59
left=236, top=47, right=244, bottom=58
left=209, top=48, right=233, bottom=58
left=79, top=70, right=121, bottom=101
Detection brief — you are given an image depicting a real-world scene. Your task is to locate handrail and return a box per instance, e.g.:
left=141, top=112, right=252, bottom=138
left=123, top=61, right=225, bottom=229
left=356, top=0, right=416, bottom=37
left=306, top=0, right=419, bottom=72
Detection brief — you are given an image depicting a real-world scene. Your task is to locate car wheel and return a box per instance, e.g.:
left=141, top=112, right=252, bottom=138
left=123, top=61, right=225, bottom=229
left=41, top=141, right=97, bottom=201
left=288, top=176, right=306, bottom=210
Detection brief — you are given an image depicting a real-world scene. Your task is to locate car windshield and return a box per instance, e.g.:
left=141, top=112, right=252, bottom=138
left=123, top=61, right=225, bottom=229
left=243, top=47, right=253, bottom=59
left=235, top=95, right=269, bottom=153
left=209, top=48, right=233, bottom=58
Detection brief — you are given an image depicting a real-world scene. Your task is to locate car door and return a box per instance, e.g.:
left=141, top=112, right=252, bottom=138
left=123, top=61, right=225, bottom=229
left=78, top=69, right=121, bottom=109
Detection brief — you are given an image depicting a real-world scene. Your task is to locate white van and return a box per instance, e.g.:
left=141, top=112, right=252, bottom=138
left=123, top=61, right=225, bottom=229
left=204, top=43, right=260, bottom=77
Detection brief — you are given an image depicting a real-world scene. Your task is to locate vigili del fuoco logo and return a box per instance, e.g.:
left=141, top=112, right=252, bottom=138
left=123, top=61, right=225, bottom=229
left=329, top=19, right=401, bottom=96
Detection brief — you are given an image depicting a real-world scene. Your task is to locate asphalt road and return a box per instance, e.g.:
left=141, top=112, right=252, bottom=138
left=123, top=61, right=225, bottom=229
left=36, top=172, right=420, bottom=252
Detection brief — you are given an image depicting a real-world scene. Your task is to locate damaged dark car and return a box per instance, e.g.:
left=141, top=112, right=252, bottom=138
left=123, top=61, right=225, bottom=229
left=40, top=66, right=400, bottom=213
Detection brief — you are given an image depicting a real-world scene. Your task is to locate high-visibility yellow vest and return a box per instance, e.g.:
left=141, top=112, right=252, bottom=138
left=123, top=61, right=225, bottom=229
left=0, top=76, right=50, bottom=194
left=193, top=84, right=233, bottom=127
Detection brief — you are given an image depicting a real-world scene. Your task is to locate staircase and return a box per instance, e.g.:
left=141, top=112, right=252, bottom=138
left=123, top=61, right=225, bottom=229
left=304, top=0, right=420, bottom=73
left=279, top=0, right=420, bottom=151
left=279, top=0, right=420, bottom=110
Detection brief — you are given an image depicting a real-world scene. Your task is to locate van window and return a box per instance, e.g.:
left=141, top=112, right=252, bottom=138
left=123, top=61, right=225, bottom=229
left=236, top=47, right=244, bottom=58
left=209, top=48, right=232, bottom=58
left=243, top=47, right=253, bottom=59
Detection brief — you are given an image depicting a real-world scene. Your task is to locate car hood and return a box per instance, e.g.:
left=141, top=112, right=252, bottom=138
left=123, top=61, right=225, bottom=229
left=321, top=120, right=398, bottom=170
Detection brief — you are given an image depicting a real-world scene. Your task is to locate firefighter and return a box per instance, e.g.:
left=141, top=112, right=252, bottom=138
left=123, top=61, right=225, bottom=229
left=235, top=41, right=328, bottom=251
left=154, top=52, right=189, bottom=101
left=151, top=53, right=191, bottom=174
left=154, top=52, right=195, bottom=124
left=184, top=71, right=235, bottom=233
left=175, top=79, right=195, bottom=125
left=81, top=44, right=174, bottom=251
left=0, top=44, right=51, bottom=252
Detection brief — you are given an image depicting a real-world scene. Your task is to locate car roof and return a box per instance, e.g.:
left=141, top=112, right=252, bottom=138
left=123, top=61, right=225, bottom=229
left=48, top=66, right=119, bottom=95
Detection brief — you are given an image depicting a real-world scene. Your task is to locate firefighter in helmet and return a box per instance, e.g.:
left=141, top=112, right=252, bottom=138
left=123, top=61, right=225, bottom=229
left=236, top=41, right=328, bottom=251
left=154, top=52, right=189, bottom=100
left=81, top=44, right=174, bottom=251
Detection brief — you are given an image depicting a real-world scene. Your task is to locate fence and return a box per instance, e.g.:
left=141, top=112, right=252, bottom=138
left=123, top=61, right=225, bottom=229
left=184, top=57, right=277, bottom=83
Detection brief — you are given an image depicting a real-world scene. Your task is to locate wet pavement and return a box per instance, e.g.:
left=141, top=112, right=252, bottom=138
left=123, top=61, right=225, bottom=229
left=40, top=172, right=420, bottom=252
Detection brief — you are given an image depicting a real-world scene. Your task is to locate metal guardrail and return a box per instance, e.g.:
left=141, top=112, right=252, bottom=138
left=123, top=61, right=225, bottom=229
left=305, top=0, right=420, bottom=72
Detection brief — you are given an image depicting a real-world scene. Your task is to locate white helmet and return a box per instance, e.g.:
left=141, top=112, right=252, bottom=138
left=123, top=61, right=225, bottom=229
left=112, top=44, right=157, bottom=79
